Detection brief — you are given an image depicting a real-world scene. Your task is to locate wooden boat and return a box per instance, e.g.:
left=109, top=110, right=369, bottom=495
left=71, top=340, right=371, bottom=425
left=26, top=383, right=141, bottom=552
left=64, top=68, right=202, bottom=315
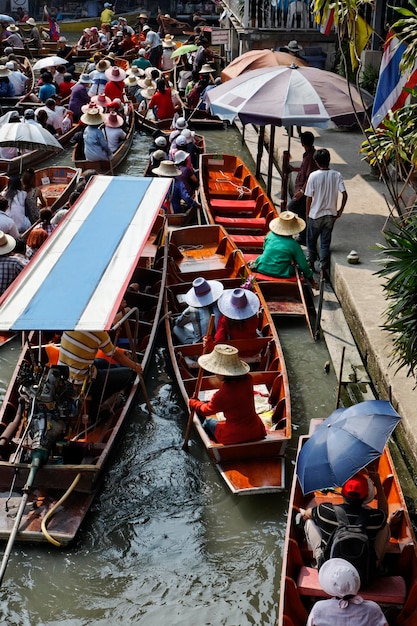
left=182, top=106, right=225, bottom=130
left=164, top=223, right=291, bottom=495
left=199, top=153, right=316, bottom=335
left=279, top=428, right=417, bottom=625
left=72, top=108, right=135, bottom=174
left=0, top=56, right=34, bottom=109
left=33, top=165, right=80, bottom=212
left=136, top=107, right=224, bottom=133
left=0, top=175, right=170, bottom=556
left=0, top=122, right=81, bottom=176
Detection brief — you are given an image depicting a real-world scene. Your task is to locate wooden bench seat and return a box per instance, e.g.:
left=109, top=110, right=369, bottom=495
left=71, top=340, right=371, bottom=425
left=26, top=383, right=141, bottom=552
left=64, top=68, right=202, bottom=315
left=214, top=216, right=266, bottom=229
left=230, top=234, right=265, bottom=248
left=297, top=565, right=407, bottom=606
left=210, top=199, right=257, bottom=212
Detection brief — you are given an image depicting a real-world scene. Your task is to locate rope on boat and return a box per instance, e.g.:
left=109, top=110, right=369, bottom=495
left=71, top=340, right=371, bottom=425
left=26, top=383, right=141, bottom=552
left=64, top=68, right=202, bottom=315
left=178, top=245, right=203, bottom=252
left=216, top=171, right=251, bottom=198
left=41, top=473, right=81, bottom=547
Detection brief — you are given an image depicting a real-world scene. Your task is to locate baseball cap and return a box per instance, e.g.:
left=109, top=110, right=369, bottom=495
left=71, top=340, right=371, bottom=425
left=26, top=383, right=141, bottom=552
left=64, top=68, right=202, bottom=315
left=341, top=474, right=369, bottom=501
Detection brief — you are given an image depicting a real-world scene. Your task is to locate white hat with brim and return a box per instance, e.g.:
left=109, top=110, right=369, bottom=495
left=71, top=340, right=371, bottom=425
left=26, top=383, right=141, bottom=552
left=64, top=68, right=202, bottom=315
left=105, top=66, right=126, bottom=81
left=144, top=66, right=160, bottom=78
left=81, top=102, right=104, bottom=114
left=199, top=64, right=214, bottom=74
left=285, top=40, right=303, bottom=53
left=138, top=76, right=153, bottom=89
left=26, top=17, right=36, bottom=26
left=96, top=59, right=111, bottom=72
left=269, top=211, right=305, bottom=236
left=80, top=107, right=105, bottom=126
left=175, top=116, right=187, bottom=130
left=218, top=288, right=260, bottom=320
left=152, top=159, right=181, bottom=178
left=0, top=231, right=16, bottom=256
left=183, top=276, right=223, bottom=307
left=105, top=111, right=123, bottom=127
left=140, top=86, right=155, bottom=99
left=318, top=558, right=361, bottom=598
left=198, top=344, right=250, bottom=376
left=0, top=66, right=11, bottom=78
left=126, top=66, right=143, bottom=77
left=7, top=25, right=19, bottom=32
left=142, top=24, right=150, bottom=31
left=124, top=75, right=139, bottom=86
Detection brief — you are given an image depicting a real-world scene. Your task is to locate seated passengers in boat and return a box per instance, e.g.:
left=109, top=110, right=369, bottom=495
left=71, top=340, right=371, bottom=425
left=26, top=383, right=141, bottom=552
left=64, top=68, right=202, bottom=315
left=189, top=344, right=267, bottom=445
left=307, top=558, right=388, bottom=626
left=248, top=211, right=318, bottom=288
left=205, top=288, right=260, bottom=350
left=173, top=277, right=223, bottom=345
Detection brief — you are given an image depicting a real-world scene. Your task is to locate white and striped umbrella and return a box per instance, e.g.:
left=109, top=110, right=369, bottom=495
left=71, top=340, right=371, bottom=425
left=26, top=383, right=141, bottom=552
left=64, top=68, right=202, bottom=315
left=0, top=121, right=62, bottom=151
left=32, top=56, right=69, bottom=71
left=207, top=64, right=371, bottom=128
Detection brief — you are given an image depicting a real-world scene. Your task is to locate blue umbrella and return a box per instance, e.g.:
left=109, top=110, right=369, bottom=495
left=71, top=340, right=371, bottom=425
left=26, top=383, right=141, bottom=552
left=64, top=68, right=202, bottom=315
left=0, top=15, right=15, bottom=23
left=296, top=400, right=401, bottom=494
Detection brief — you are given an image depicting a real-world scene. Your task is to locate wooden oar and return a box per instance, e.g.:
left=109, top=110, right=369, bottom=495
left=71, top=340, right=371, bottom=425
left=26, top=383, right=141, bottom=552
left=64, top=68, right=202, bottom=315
left=314, top=274, right=325, bottom=341
left=122, top=316, right=152, bottom=415
left=295, top=265, right=313, bottom=339
left=0, top=452, right=43, bottom=586
left=182, top=313, right=215, bottom=451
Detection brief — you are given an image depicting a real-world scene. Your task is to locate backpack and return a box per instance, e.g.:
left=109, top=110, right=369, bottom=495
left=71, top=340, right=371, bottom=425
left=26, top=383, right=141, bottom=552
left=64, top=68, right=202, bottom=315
left=323, top=505, right=376, bottom=587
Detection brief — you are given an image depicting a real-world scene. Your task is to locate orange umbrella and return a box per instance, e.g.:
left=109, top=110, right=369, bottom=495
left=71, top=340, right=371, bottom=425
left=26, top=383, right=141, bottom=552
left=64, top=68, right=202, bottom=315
left=221, top=49, right=308, bottom=82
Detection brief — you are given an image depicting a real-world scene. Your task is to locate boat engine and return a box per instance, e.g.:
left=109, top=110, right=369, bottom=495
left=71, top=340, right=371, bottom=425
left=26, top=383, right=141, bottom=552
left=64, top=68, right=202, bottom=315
left=18, top=364, right=74, bottom=458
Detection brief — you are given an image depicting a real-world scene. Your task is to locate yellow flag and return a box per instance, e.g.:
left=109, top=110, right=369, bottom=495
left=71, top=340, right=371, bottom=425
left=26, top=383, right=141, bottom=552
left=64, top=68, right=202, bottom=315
left=349, top=15, right=373, bottom=69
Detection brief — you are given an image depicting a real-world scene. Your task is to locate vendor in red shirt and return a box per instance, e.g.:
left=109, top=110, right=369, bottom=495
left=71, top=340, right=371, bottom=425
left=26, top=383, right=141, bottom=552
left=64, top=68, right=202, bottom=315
left=215, top=288, right=260, bottom=343
left=148, top=78, right=175, bottom=121
left=189, top=344, right=267, bottom=445
left=104, top=65, right=126, bottom=101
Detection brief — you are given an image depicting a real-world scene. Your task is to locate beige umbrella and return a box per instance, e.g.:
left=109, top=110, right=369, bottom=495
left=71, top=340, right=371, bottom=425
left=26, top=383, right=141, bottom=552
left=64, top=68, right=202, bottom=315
left=221, top=49, right=308, bottom=82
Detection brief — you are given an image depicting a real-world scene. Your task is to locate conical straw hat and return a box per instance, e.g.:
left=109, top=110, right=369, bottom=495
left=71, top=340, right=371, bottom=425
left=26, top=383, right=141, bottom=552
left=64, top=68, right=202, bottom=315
left=198, top=344, right=250, bottom=376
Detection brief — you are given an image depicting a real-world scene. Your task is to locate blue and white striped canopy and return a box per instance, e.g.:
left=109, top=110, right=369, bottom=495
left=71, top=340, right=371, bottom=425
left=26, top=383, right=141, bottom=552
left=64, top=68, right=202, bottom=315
left=0, top=175, right=170, bottom=332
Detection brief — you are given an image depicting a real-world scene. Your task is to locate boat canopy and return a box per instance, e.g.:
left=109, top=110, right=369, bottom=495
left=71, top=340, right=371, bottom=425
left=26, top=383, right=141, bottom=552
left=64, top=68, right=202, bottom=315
left=0, top=175, right=170, bottom=332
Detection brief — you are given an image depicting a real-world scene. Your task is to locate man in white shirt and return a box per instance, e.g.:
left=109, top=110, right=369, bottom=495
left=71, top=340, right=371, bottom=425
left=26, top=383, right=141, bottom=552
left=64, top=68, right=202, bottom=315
left=5, top=61, right=28, bottom=96
left=305, top=148, right=348, bottom=275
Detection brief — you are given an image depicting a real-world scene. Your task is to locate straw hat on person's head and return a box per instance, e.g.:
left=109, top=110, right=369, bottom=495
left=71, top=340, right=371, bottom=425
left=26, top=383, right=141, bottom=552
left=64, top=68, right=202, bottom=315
left=162, top=34, right=175, bottom=48
left=0, top=66, right=11, bottom=78
left=124, top=74, right=139, bottom=86
left=7, top=25, right=19, bottom=33
left=81, top=101, right=104, bottom=114
left=199, top=64, right=214, bottom=74
left=198, top=344, right=250, bottom=377
left=269, top=211, right=306, bottom=236
left=105, top=110, right=123, bottom=127
left=174, top=150, right=188, bottom=165
left=91, top=93, right=112, bottom=107
left=152, top=149, right=165, bottom=163
left=26, top=17, right=36, bottom=26
left=144, top=66, right=160, bottom=79
left=106, top=52, right=116, bottom=60
left=138, top=76, right=153, bottom=89
left=183, top=276, right=223, bottom=308
left=78, top=73, right=92, bottom=85
left=138, top=12, right=148, bottom=19
left=126, top=66, right=142, bottom=77
left=140, top=86, right=155, bottom=99
left=96, top=58, right=111, bottom=72
left=318, top=558, right=361, bottom=598
left=105, top=66, right=126, bottom=82
left=80, top=107, right=105, bottom=126
left=284, top=40, right=303, bottom=53
left=142, top=24, right=150, bottom=31
left=218, top=288, right=260, bottom=320
left=0, top=231, right=16, bottom=256
left=152, top=159, right=181, bottom=178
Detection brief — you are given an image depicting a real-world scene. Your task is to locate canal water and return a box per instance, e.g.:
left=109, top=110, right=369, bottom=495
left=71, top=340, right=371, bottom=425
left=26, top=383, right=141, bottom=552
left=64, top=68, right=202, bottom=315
left=0, top=126, right=339, bottom=625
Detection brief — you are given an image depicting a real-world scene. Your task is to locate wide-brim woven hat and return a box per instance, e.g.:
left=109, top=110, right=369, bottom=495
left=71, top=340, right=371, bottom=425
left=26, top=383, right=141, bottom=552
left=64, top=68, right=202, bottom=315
left=96, top=59, right=111, bottom=72
left=199, top=64, right=214, bottom=74
left=218, top=288, right=260, bottom=320
left=81, top=102, right=104, bottom=114
left=318, top=558, right=361, bottom=598
left=26, top=17, right=36, bottom=26
left=91, top=93, right=112, bottom=106
left=105, top=66, right=126, bottom=81
left=8, top=25, right=19, bottom=32
left=0, top=65, right=11, bottom=78
left=138, top=76, right=153, bottom=89
left=269, top=211, right=306, bottom=236
left=126, top=66, right=143, bottom=77
left=105, top=111, right=123, bottom=127
left=124, top=75, right=139, bottom=86
left=198, top=344, right=250, bottom=376
left=0, top=231, right=16, bottom=255
left=144, top=66, right=160, bottom=78
left=183, top=276, right=223, bottom=307
left=80, top=107, right=105, bottom=126
left=152, top=159, right=181, bottom=178
left=285, top=40, right=303, bottom=53
left=140, top=86, right=155, bottom=99
left=138, top=13, right=148, bottom=19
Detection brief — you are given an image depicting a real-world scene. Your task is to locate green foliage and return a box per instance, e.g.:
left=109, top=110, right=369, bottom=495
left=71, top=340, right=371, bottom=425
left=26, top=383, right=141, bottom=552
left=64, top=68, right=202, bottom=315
left=376, top=217, right=417, bottom=380
left=391, top=0, right=417, bottom=73
left=359, top=63, right=379, bottom=95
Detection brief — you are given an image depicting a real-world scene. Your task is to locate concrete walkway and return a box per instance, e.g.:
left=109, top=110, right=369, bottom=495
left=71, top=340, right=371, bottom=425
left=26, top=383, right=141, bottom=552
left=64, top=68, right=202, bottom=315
left=238, top=121, right=417, bottom=466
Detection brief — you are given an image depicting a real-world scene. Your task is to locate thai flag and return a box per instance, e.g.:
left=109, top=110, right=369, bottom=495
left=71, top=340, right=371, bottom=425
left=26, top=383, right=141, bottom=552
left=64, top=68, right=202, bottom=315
left=319, top=8, right=334, bottom=35
left=371, top=32, right=417, bottom=127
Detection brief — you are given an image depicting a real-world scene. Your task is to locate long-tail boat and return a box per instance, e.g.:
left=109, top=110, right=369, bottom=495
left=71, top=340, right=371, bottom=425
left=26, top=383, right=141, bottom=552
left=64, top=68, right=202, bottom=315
left=199, top=153, right=315, bottom=334
left=278, top=428, right=417, bottom=625
left=0, top=175, right=169, bottom=573
left=164, top=223, right=291, bottom=495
